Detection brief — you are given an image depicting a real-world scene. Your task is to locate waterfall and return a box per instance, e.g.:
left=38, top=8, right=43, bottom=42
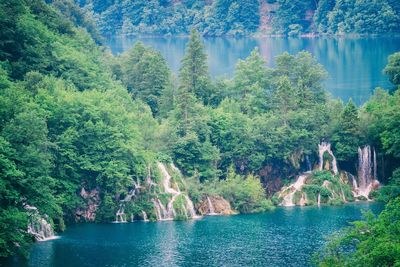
left=152, top=199, right=163, bottom=221
left=357, top=145, right=379, bottom=199
left=114, top=177, right=144, bottom=223
left=158, top=199, right=170, bottom=220
left=153, top=162, right=199, bottom=220
left=151, top=197, right=174, bottom=221
left=345, top=172, right=359, bottom=199
left=27, top=218, right=54, bottom=241
left=318, top=142, right=338, bottom=175
left=123, top=180, right=141, bottom=202
left=141, top=211, right=149, bottom=222
left=299, top=193, right=307, bottom=206
left=184, top=195, right=200, bottom=218
left=373, top=148, right=377, bottom=181
left=207, top=197, right=217, bottom=215
left=115, top=204, right=127, bottom=223
left=317, top=193, right=321, bottom=207
left=280, top=174, right=309, bottom=206
left=305, top=155, right=312, bottom=172
left=25, top=205, right=57, bottom=241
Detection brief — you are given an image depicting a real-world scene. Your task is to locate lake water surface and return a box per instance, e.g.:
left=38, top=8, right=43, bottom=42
left=6, top=202, right=383, bottom=267
left=106, top=36, right=400, bottom=105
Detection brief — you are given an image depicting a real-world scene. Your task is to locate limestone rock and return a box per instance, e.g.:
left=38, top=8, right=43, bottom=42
left=197, top=196, right=236, bottom=215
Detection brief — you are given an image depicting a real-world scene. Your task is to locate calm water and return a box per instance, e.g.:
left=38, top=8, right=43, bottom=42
left=5, top=202, right=383, bottom=267
left=106, top=36, right=400, bottom=104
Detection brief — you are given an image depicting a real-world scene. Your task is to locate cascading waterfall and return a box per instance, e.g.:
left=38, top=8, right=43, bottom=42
left=153, top=163, right=200, bottom=220
left=152, top=199, right=163, bottom=221
left=318, top=142, right=338, bottom=175
left=356, top=145, right=379, bottom=199
left=113, top=162, right=199, bottom=222
left=207, top=196, right=217, bottom=215
left=115, top=204, right=127, bottom=223
left=279, top=174, right=309, bottom=206
left=317, top=193, right=321, bottom=207
left=374, top=149, right=377, bottom=181
left=25, top=205, right=57, bottom=241
left=184, top=195, right=200, bottom=218
left=114, top=179, right=142, bottom=223
left=141, top=211, right=149, bottom=222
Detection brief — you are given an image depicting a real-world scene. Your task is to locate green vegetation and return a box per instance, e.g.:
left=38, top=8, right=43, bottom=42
left=331, top=100, right=361, bottom=165
left=315, top=197, right=400, bottom=266
left=0, top=0, right=400, bottom=261
left=75, top=0, right=400, bottom=35
left=275, top=171, right=353, bottom=206
left=384, top=52, right=400, bottom=87
left=203, top=167, right=274, bottom=213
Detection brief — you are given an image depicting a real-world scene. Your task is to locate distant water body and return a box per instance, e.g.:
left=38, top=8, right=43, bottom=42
left=4, top=202, right=383, bottom=267
left=106, top=36, right=400, bottom=105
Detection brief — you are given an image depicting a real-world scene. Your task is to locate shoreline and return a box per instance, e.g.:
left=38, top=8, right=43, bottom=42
left=103, top=32, right=400, bottom=39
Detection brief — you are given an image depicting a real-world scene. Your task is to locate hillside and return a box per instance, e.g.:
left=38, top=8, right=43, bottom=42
left=1, top=0, right=400, bottom=262
left=75, top=0, right=400, bottom=36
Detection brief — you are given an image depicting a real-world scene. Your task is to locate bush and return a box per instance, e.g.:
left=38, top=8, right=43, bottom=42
left=217, top=167, right=275, bottom=213
left=316, top=197, right=400, bottom=266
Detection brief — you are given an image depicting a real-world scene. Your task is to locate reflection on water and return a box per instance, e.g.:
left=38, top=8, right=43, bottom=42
left=106, top=36, right=400, bottom=104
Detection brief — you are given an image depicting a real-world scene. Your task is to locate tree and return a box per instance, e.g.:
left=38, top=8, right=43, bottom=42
left=313, top=0, right=336, bottom=32
left=384, top=52, right=400, bottom=87
left=316, top=197, right=400, bottom=266
left=273, top=0, right=313, bottom=34
left=119, top=42, right=172, bottom=116
left=331, top=100, right=360, bottom=163
left=179, top=29, right=211, bottom=104
left=232, top=48, right=270, bottom=114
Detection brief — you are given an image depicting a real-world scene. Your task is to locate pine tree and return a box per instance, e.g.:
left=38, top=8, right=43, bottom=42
left=179, top=29, right=211, bottom=104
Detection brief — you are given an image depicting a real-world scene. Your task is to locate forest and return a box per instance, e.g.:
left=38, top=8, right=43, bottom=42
left=74, top=0, right=400, bottom=36
left=0, top=0, right=400, bottom=266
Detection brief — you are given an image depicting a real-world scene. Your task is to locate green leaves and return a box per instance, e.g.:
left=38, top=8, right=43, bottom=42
left=317, top=197, right=400, bottom=266
left=321, top=0, right=399, bottom=34
left=384, top=52, right=400, bottom=86
left=117, top=42, right=171, bottom=116
left=217, top=167, right=274, bottom=213
left=331, top=99, right=361, bottom=163
left=179, top=29, right=211, bottom=104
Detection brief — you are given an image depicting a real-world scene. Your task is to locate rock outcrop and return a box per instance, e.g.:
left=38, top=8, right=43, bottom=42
left=197, top=196, right=236, bottom=215
left=75, top=187, right=100, bottom=222
left=25, top=205, right=56, bottom=241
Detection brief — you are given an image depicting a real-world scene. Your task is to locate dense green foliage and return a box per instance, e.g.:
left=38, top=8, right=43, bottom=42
left=316, top=197, right=400, bottom=266
left=74, top=0, right=400, bottom=35
left=321, top=0, right=399, bottom=34
left=331, top=100, right=360, bottom=164
left=112, top=42, right=172, bottom=116
left=1, top=0, right=400, bottom=261
left=0, top=0, right=157, bottom=256
left=316, top=85, right=400, bottom=266
left=384, top=52, right=400, bottom=87
left=76, top=0, right=260, bottom=36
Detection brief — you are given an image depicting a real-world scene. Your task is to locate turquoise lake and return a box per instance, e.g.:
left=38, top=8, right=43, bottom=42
left=5, top=202, right=383, bottom=267
left=106, top=36, right=400, bottom=105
